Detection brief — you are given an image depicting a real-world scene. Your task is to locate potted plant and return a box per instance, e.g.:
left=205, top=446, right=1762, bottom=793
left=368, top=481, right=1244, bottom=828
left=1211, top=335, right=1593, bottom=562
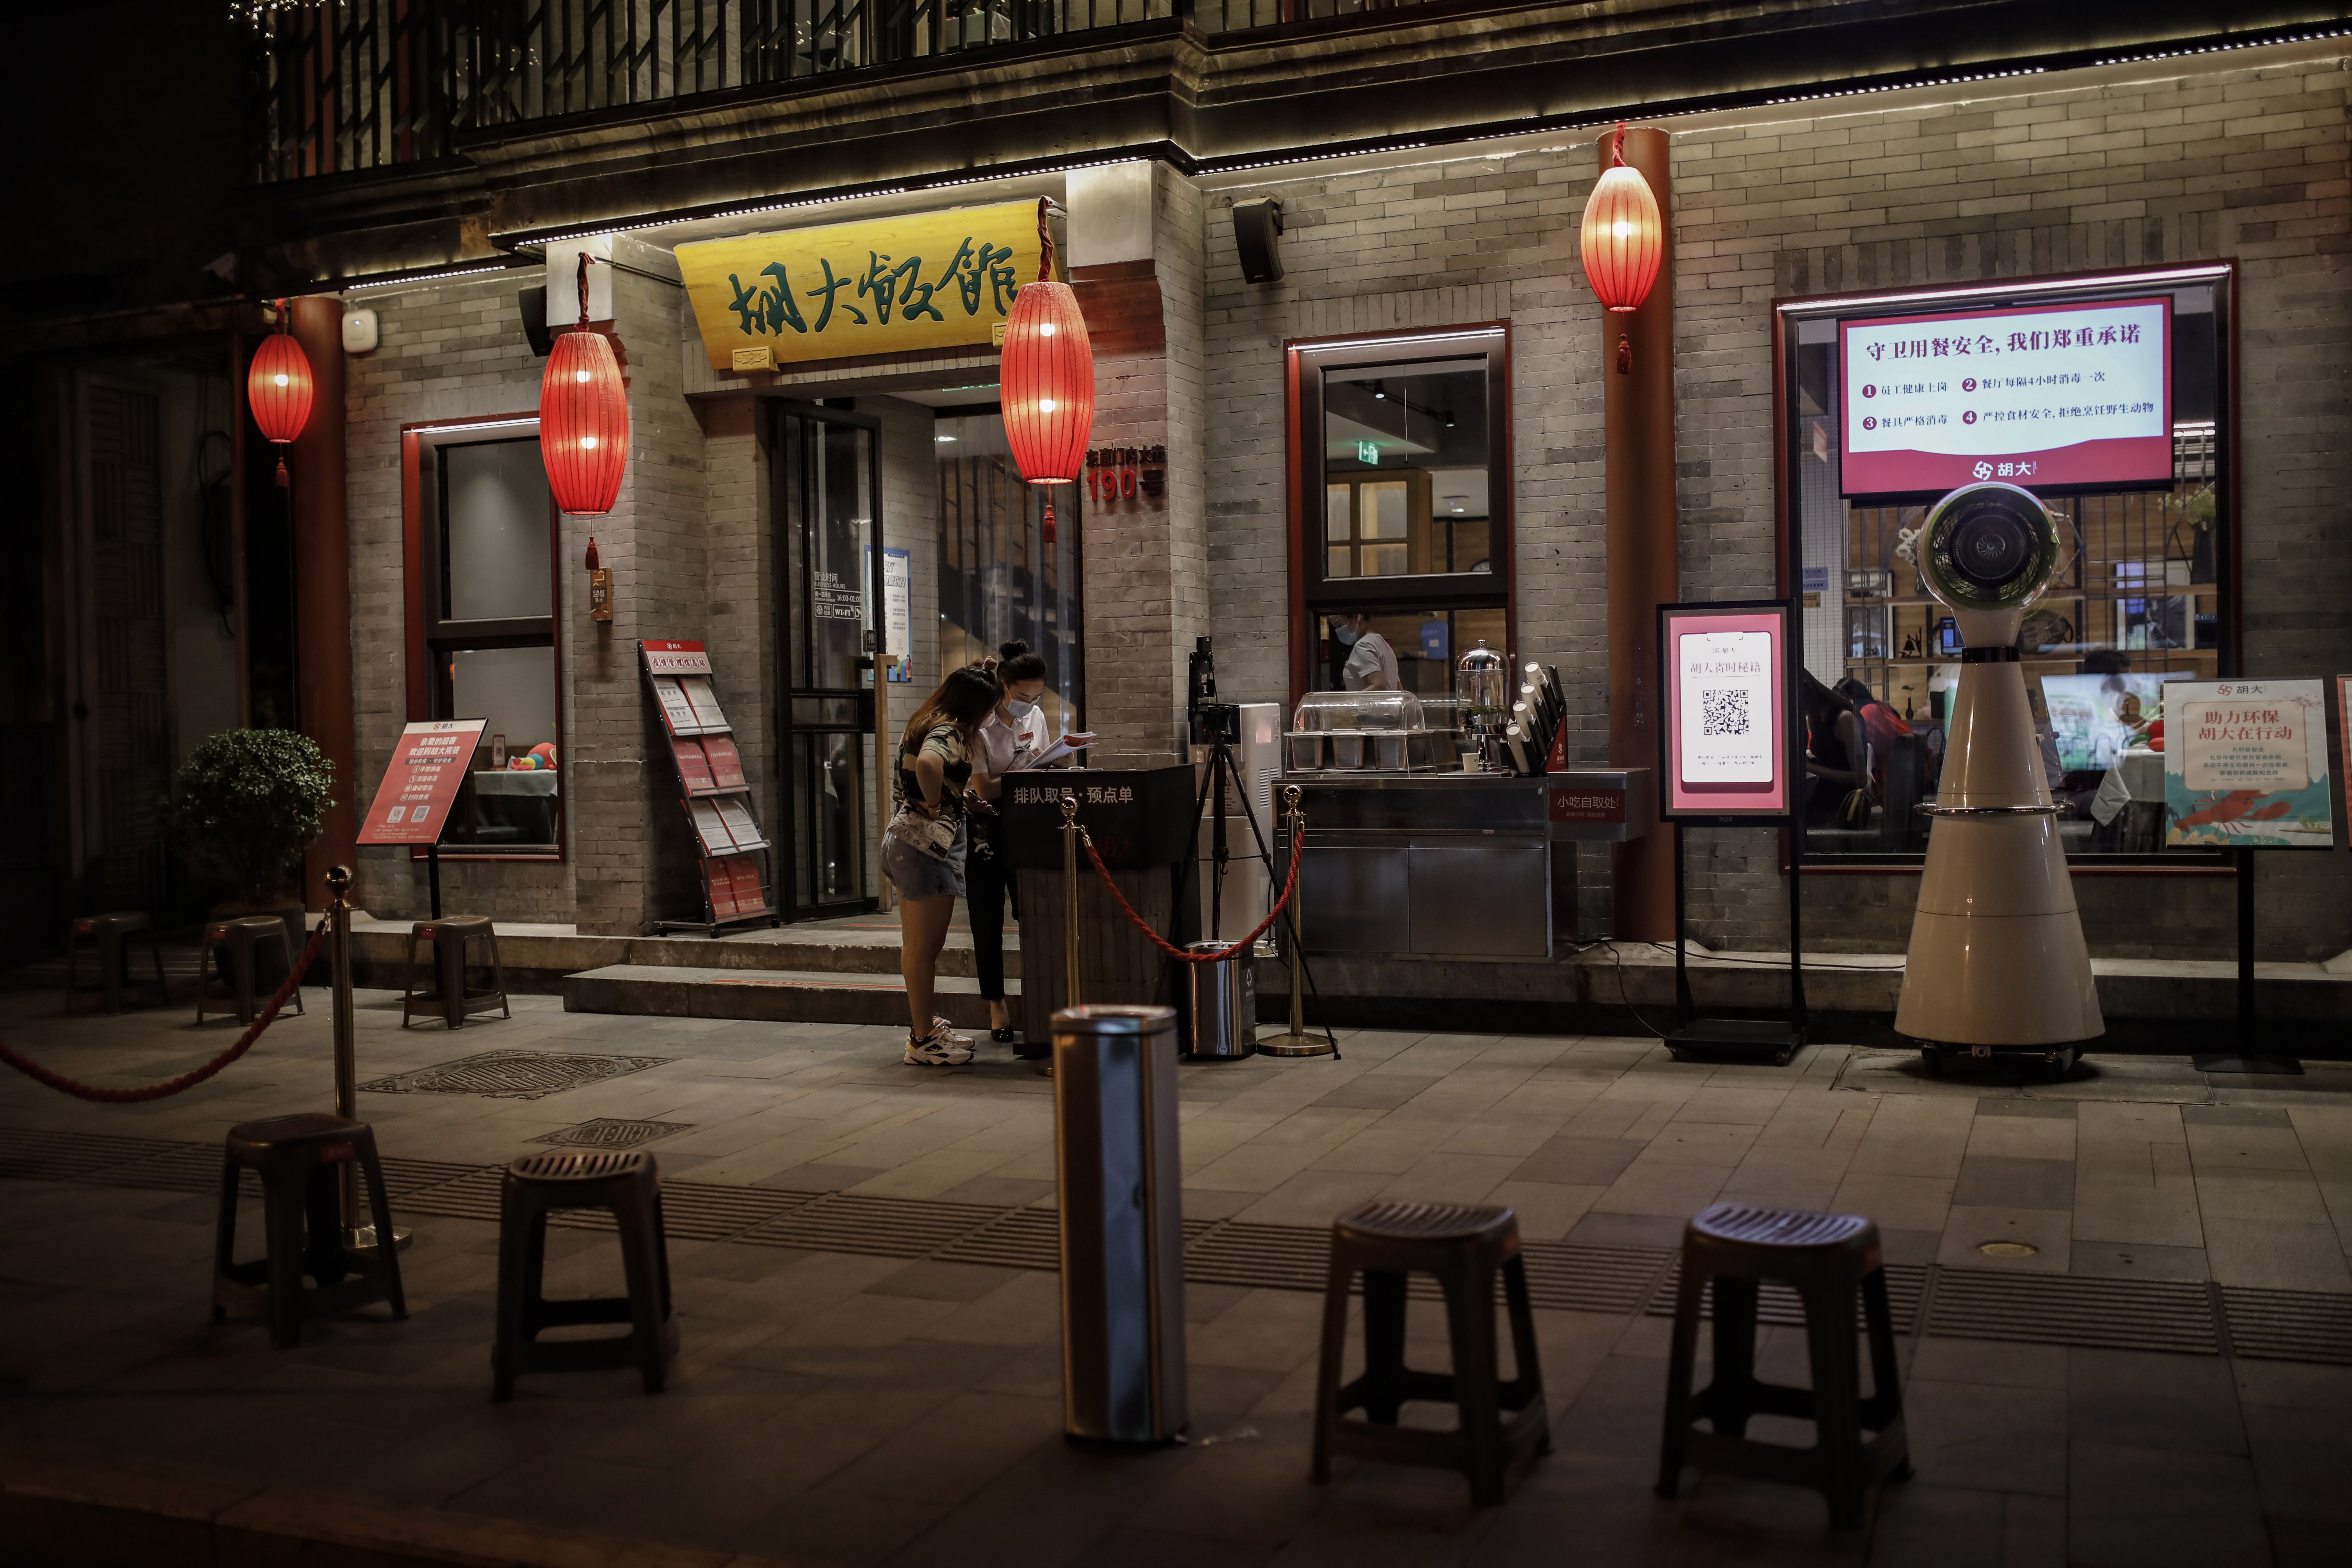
left=169, top=729, right=335, bottom=961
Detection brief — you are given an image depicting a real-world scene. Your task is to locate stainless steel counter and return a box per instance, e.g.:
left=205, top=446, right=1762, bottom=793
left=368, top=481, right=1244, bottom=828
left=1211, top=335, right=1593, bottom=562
left=1282, top=770, right=1650, bottom=961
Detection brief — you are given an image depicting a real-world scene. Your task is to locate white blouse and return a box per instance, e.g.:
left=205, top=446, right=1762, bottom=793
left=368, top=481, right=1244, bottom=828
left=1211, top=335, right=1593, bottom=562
left=972, top=704, right=1050, bottom=798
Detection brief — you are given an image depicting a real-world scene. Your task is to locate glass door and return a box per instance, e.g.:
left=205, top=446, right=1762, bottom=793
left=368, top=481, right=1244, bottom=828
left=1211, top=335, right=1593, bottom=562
left=773, top=403, right=882, bottom=921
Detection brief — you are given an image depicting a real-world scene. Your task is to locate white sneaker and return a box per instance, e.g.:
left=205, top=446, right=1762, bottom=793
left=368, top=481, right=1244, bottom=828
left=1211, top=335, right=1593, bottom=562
left=930, top=1017, right=974, bottom=1049
left=905, top=1029, right=974, bottom=1066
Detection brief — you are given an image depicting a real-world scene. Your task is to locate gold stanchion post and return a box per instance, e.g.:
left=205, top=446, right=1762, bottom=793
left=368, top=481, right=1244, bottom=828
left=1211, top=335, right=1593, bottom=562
left=1059, top=793, right=1082, bottom=1009
left=1256, top=786, right=1332, bottom=1057
left=327, top=866, right=410, bottom=1253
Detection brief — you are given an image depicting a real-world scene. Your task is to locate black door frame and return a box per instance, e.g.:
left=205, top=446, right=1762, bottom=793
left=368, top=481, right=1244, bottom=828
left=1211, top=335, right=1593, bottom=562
left=770, top=399, right=884, bottom=923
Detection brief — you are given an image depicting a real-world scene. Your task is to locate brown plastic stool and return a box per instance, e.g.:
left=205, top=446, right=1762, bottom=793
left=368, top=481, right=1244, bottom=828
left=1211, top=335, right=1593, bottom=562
left=401, top=915, right=510, bottom=1029
left=211, top=1112, right=406, bottom=1348
left=195, top=915, right=305, bottom=1026
left=493, top=1149, right=676, bottom=1400
left=65, top=911, right=168, bottom=1014
left=1657, top=1203, right=1910, bottom=1528
left=1312, top=1199, right=1549, bottom=1506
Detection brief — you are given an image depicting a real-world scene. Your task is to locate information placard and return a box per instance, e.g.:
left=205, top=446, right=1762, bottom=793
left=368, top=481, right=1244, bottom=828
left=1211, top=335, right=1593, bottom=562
left=1659, top=602, right=1795, bottom=821
left=1840, top=295, right=2172, bottom=496
left=356, top=719, right=489, bottom=845
left=2163, top=680, right=2335, bottom=849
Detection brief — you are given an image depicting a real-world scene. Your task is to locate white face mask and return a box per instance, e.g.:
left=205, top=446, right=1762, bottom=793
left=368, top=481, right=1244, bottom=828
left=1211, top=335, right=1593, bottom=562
left=1007, top=697, right=1038, bottom=720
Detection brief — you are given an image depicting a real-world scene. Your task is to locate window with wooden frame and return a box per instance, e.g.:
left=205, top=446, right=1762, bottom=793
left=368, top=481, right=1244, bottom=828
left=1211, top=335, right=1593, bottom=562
left=1289, top=325, right=1512, bottom=700
left=401, top=416, right=565, bottom=858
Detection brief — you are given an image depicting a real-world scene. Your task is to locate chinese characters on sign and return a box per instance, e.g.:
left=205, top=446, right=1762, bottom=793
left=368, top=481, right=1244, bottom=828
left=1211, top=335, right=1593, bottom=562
left=1011, top=784, right=1134, bottom=806
left=1839, top=296, right=2172, bottom=495
left=356, top=720, right=490, bottom=845
left=1659, top=604, right=1793, bottom=820
left=677, top=201, right=1049, bottom=370
left=1085, top=446, right=1166, bottom=506
left=2163, top=680, right=2335, bottom=849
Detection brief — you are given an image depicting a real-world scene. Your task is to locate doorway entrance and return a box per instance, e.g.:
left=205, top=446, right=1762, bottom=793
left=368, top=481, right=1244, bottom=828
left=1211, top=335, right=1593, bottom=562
left=772, top=402, right=881, bottom=922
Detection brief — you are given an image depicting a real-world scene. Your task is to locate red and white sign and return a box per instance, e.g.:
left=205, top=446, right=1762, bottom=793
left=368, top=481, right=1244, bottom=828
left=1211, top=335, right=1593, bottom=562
left=356, top=720, right=488, bottom=845
left=1840, top=296, right=2172, bottom=496
left=641, top=639, right=712, bottom=675
left=1660, top=604, right=1792, bottom=820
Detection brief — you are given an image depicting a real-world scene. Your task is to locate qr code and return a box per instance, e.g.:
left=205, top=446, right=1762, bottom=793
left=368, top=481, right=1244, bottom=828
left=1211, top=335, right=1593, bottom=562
left=1700, top=688, right=1750, bottom=737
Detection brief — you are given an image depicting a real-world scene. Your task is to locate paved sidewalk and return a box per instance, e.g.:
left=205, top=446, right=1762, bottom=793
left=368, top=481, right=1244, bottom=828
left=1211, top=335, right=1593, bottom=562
left=2, top=988, right=2350, bottom=1565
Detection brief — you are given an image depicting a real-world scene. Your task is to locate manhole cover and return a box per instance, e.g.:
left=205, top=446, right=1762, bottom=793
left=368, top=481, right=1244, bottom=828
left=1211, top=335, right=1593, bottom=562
left=1979, top=1241, right=2039, bottom=1258
left=532, top=1118, right=694, bottom=1150
left=359, top=1050, right=673, bottom=1100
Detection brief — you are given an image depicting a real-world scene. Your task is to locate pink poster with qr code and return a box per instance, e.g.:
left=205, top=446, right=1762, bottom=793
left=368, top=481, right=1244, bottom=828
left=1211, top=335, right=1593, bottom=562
left=1660, top=603, right=1793, bottom=820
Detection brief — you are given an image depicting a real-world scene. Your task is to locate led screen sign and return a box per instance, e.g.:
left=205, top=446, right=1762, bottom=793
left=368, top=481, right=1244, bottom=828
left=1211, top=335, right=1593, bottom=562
left=1658, top=601, right=1795, bottom=821
left=1840, top=296, right=2172, bottom=497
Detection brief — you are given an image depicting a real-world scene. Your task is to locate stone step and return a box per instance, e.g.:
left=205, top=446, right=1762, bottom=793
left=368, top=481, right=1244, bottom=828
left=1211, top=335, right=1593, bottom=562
left=352, top=915, right=1019, bottom=988
left=562, top=963, right=1010, bottom=1030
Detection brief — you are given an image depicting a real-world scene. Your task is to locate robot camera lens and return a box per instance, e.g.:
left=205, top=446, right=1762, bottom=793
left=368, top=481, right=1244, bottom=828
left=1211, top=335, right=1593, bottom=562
left=1947, top=509, right=2033, bottom=589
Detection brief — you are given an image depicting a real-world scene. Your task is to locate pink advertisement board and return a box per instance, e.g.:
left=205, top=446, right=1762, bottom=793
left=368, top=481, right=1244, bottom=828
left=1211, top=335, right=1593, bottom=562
left=1839, top=295, right=2173, bottom=497
left=1660, top=604, right=1793, bottom=820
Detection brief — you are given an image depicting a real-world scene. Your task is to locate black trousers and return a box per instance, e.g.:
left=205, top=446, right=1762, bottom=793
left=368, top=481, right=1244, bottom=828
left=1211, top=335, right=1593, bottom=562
left=967, top=811, right=1019, bottom=1004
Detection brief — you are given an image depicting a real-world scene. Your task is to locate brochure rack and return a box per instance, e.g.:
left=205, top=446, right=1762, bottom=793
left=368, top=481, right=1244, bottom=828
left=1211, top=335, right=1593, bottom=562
left=640, top=639, right=778, bottom=935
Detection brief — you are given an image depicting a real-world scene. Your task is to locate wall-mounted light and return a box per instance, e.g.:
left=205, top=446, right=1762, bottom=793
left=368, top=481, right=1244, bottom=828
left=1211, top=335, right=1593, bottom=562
left=1000, top=198, right=1094, bottom=547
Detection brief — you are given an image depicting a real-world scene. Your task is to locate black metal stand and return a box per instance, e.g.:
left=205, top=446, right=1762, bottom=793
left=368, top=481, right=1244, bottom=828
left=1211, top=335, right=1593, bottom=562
left=2192, top=846, right=2301, bottom=1076
left=1664, top=820, right=1807, bottom=1066
left=426, top=842, right=441, bottom=921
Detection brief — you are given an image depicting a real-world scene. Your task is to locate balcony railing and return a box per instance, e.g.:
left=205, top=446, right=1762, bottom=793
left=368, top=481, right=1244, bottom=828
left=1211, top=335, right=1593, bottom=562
left=244, top=0, right=1455, bottom=182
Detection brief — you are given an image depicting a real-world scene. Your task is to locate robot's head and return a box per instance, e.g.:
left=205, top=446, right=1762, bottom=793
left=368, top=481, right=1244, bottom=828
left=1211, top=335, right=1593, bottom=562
left=1917, top=483, right=2066, bottom=618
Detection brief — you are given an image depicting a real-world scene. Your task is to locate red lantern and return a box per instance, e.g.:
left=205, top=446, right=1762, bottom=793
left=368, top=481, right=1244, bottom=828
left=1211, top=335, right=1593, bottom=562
left=1579, top=126, right=1664, bottom=314
left=247, top=307, right=314, bottom=488
left=1000, top=198, right=1094, bottom=546
left=539, top=254, right=629, bottom=516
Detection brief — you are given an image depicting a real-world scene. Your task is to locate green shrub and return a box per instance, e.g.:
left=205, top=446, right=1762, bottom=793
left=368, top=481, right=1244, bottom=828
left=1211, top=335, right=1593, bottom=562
left=170, top=729, right=335, bottom=907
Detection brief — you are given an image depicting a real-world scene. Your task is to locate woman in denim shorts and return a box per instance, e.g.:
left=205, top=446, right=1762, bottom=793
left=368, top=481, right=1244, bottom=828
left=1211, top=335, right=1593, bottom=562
left=884, top=665, right=1000, bottom=1064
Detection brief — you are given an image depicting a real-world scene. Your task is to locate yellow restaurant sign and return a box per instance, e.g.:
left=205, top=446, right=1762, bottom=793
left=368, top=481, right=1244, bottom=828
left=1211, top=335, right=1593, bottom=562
left=677, top=201, right=1046, bottom=370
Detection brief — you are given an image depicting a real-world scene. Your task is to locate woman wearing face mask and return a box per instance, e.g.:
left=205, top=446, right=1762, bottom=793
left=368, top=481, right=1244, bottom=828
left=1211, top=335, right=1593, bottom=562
left=967, top=641, right=1053, bottom=1047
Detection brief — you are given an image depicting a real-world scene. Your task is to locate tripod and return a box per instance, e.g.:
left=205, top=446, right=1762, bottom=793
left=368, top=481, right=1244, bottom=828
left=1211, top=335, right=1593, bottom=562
left=1184, top=637, right=1336, bottom=1058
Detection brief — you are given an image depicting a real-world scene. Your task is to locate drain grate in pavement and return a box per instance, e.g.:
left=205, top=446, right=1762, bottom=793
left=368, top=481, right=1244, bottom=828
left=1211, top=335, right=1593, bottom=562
left=2220, top=1286, right=2352, bottom=1366
left=736, top=1191, right=1008, bottom=1258
left=1641, top=1259, right=1926, bottom=1334
left=1926, top=1266, right=2217, bottom=1354
left=532, top=1118, right=695, bottom=1150
left=359, top=1050, right=673, bottom=1100
left=8, top=1124, right=2346, bottom=1366
left=936, top=1206, right=1064, bottom=1269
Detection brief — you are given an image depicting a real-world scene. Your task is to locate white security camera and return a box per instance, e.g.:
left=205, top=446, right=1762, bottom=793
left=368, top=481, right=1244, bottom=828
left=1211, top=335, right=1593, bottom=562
left=1895, top=482, right=2103, bottom=1068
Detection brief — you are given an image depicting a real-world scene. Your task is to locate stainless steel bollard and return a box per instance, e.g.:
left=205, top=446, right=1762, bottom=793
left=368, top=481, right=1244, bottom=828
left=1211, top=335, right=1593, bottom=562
left=1052, top=1004, right=1187, bottom=1444
left=1181, top=941, right=1256, bottom=1060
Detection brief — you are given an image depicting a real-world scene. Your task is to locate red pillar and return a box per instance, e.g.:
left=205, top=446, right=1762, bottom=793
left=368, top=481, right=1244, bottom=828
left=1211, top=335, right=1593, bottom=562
left=1603, top=127, right=1677, bottom=941
left=289, top=297, right=355, bottom=911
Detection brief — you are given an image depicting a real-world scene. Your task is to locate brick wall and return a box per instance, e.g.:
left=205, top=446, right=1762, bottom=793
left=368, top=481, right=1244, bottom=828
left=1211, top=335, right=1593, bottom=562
left=1198, top=44, right=2352, bottom=959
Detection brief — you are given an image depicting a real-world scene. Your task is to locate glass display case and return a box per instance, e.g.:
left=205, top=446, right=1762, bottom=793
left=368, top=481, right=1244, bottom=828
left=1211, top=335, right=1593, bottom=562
left=1287, top=689, right=1436, bottom=772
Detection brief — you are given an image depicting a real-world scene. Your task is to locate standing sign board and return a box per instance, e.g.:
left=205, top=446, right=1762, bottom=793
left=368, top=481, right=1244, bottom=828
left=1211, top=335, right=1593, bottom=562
left=1658, top=601, right=1797, bottom=821
left=2163, top=680, right=2336, bottom=849
left=870, top=546, right=913, bottom=682
left=356, top=720, right=488, bottom=845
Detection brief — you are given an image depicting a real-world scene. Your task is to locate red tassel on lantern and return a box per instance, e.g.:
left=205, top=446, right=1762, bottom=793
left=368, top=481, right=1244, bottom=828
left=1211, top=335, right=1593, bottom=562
left=247, top=306, right=314, bottom=488
left=1579, top=126, right=1664, bottom=315
left=1000, top=198, right=1093, bottom=550
left=540, top=254, right=629, bottom=516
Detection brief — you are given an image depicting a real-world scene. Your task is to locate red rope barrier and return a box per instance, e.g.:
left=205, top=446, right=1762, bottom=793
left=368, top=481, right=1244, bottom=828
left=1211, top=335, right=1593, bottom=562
left=0, top=921, right=330, bottom=1104
left=1080, top=824, right=1303, bottom=962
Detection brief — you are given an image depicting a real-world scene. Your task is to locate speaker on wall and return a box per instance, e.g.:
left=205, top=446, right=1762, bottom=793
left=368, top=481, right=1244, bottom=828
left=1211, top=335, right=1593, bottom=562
left=1231, top=197, right=1284, bottom=285
left=519, top=285, right=553, bottom=356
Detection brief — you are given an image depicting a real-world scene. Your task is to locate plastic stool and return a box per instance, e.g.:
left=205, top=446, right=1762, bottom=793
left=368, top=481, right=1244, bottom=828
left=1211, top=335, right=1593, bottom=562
left=195, top=915, right=305, bottom=1026
left=401, top=915, right=510, bottom=1029
left=64, top=911, right=167, bottom=1014
left=211, top=1112, right=406, bottom=1348
left=493, top=1149, right=675, bottom=1400
left=1312, top=1199, right=1549, bottom=1506
left=1657, top=1202, right=1910, bottom=1528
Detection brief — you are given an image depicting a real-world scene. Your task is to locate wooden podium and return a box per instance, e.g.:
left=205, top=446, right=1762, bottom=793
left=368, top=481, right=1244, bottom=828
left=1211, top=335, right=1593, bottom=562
left=1002, top=765, right=1197, bottom=1043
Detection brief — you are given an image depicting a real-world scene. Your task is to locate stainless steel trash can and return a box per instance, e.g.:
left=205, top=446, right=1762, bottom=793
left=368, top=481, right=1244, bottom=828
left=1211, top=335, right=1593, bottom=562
left=1181, top=940, right=1256, bottom=1060
left=1052, top=1004, right=1188, bottom=1444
